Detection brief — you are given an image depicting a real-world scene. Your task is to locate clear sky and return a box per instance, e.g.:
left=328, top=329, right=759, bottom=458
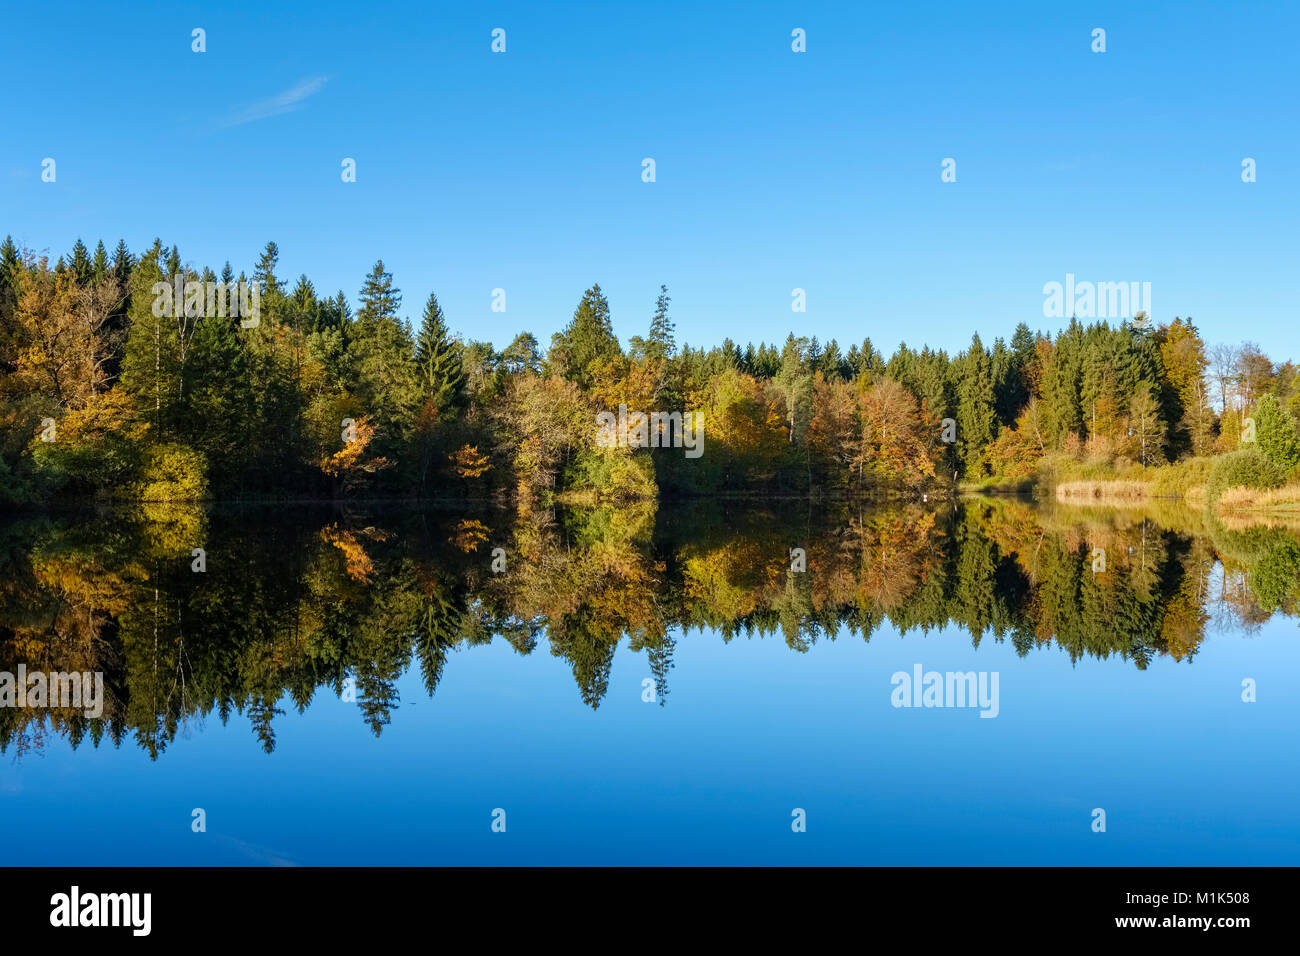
left=2, top=0, right=1296, bottom=359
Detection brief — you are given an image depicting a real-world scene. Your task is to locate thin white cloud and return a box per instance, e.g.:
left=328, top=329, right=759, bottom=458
left=222, top=76, right=328, bottom=128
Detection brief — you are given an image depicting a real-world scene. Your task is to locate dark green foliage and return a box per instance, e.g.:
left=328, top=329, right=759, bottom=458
left=414, top=291, right=465, bottom=415
left=1205, top=447, right=1286, bottom=502
left=1253, top=394, right=1300, bottom=470
left=552, top=283, right=620, bottom=388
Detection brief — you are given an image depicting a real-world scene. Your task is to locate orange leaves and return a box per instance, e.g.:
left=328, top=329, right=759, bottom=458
left=449, top=444, right=491, bottom=479
left=855, top=376, right=939, bottom=489
left=8, top=254, right=124, bottom=410
left=320, top=524, right=390, bottom=582
left=318, top=414, right=392, bottom=484
left=449, top=518, right=490, bottom=551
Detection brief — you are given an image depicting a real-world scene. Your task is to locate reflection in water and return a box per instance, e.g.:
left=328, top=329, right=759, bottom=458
left=2, top=498, right=1298, bottom=757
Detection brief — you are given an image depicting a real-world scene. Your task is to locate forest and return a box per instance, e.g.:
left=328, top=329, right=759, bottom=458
left=3, top=235, right=1300, bottom=505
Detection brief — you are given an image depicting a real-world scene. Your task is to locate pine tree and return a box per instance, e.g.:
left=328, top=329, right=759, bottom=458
left=254, top=241, right=283, bottom=298
left=953, top=334, right=997, bottom=476
left=120, top=241, right=182, bottom=437
left=348, top=261, right=418, bottom=470
left=555, top=284, right=620, bottom=388
left=356, top=260, right=401, bottom=326
left=0, top=236, right=21, bottom=339
left=185, top=298, right=254, bottom=492
left=290, top=274, right=318, bottom=332
left=91, top=240, right=110, bottom=282
left=501, top=332, right=542, bottom=375
left=414, top=291, right=465, bottom=414
left=646, top=284, right=675, bottom=360
left=857, top=337, right=883, bottom=377
left=69, top=239, right=92, bottom=285
left=1254, top=394, right=1300, bottom=469
left=1158, top=316, right=1212, bottom=456
left=1042, top=320, right=1085, bottom=446
left=111, top=239, right=134, bottom=282
left=327, top=290, right=352, bottom=333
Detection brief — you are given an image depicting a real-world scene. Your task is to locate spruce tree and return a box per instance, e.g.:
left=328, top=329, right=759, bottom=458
left=111, top=239, right=134, bottom=283
left=349, top=261, right=419, bottom=467
left=1254, top=394, right=1300, bottom=469
left=646, top=284, right=675, bottom=360
left=356, top=260, right=401, bottom=326
left=69, top=239, right=92, bottom=284
left=556, top=284, right=620, bottom=388
left=254, top=241, right=283, bottom=298
left=414, top=291, right=465, bottom=414
left=120, top=241, right=182, bottom=437
left=91, top=240, right=110, bottom=282
left=0, top=236, right=21, bottom=328
left=953, top=334, right=997, bottom=476
left=291, top=274, right=318, bottom=332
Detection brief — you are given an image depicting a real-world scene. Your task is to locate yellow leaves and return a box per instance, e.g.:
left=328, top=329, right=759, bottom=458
left=33, top=554, right=136, bottom=617
left=704, top=369, right=787, bottom=461
left=31, top=384, right=145, bottom=452
left=320, top=524, right=390, bottom=582
left=134, top=502, right=207, bottom=556
left=853, top=377, right=939, bottom=488
left=588, top=354, right=660, bottom=413
left=449, top=444, right=491, bottom=479
left=9, top=254, right=123, bottom=410
left=319, top=414, right=392, bottom=484
left=449, top=518, right=490, bottom=551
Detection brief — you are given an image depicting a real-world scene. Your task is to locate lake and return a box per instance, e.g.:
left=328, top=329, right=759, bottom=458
left=2, top=498, right=1297, bottom=865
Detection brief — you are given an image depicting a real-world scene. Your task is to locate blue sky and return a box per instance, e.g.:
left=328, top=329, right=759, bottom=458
left=2, top=0, right=1296, bottom=359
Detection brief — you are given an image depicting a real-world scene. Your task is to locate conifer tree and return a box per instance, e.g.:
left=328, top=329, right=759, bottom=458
left=646, top=284, right=675, bottom=360
left=356, top=260, right=401, bottom=326
left=91, top=240, right=110, bottom=282
left=120, top=241, right=182, bottom=437
left=554, top=284, right=620, bottom=388
left=111, top=239, right=134, bottom=283
left=69, top=239, right=92, bottom=284
left=1254, top=394, right=1300, bottom=469
left=953, top=334, right=997, bottom=476
left=415, top=291, right=465, bottom=414
left=349, top=261, right=419, bottom=470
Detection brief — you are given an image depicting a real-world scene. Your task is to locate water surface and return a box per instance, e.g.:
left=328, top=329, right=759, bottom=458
left=2, top=499, right=1297, bottom=864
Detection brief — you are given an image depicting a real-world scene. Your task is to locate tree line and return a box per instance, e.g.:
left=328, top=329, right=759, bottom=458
left=3, top=235, right=1299, bottom=503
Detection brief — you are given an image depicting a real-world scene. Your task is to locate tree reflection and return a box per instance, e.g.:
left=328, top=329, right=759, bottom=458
left=2, top=498, right=1298, bottom=756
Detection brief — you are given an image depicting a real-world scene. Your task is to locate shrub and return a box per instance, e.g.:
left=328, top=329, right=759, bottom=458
left=566, top=447, right=657, bottom=500
left=1253, top=394, right=1300, bottom=470
left=132, top=443, right=210, bottom=501
left=1205, top=447, right=1285, bottom=504
left=1250, top=539, right=1300, bottom=612
left=1149, top=457, right=1214, bottom=498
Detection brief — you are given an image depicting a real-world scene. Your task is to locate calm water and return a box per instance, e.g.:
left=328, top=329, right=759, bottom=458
left=2, top=499, right=1298, bottom=865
